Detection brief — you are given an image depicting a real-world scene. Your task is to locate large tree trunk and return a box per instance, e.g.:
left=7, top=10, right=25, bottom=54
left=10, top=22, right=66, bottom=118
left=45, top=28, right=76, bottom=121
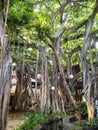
left=40, top=50, right=50, bottom=113
left=0, top=13, right=12, bottom=130
left=53, top=44, right=76, bottom=106
left=51, top=59, right=65, bottom=113
left=15, top=64, right=22, bottom=110
left=0, top=36, right=12, bottom=130
left=15, top=64, right=31, bottom=111
left=80, top=0, right=98, bottom=120
left=52, top=60, right=60, bottom=113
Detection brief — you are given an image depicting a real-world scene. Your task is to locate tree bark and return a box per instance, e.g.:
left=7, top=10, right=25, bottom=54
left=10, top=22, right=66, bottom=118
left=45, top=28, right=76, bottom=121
left=80, top=0, right=98, bottom=120
left=0, top=12, right=12, bottom=130
left=53, top=44, right=76, bottom=106
left=40, top=50, right=50, bottom=113
left=0, top=36, right=12, bottom=129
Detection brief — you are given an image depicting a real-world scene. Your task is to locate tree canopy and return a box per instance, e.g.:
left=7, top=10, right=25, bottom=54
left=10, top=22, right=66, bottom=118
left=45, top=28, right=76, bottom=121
left=5, top=0, right=98, bottom=66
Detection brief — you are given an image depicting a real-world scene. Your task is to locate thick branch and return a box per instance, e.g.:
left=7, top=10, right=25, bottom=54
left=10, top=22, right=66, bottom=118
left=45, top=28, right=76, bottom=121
left=19, top=34, right=53, bottom=61
left=0, top=12, right=4, bottom=45
left=68, top=47, right=81, bottom=58
left=50, top=0, right=71, bottom=26
left=54, top=4, right=71, bottom=38
left=64, top=30, right=98, bottom=43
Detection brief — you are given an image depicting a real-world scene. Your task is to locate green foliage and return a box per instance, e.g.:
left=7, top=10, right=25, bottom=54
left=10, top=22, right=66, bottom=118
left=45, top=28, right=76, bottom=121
left=80, top=102, right=88, bottom=116
left=71, top=123, right=83, bottom=130
left=15, top=112, right=67, bottom=130
left=82, top=118, right=98, bottom=128
left=51, top=112, right=67, bottom=118
left=15, top=112, right=48, bottom=130
left=8, top=1, right=33, bottom=25
left=71, top=117, right=98, bottom=130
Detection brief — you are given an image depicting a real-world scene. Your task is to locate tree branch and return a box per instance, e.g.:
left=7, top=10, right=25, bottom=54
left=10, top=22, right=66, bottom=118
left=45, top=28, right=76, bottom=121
left=63, top=30, right=98, bottom=43
left=54, top=4, right=71, bottom=38
left=19, top=34, right=53, bottom=61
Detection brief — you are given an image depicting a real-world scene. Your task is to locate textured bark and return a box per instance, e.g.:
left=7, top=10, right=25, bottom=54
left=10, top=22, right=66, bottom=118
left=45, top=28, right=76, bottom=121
left=51, top=59, right=65, bottom=113
left=0, top=35, right=12, bottom=130
left=40, top=52, right=45, bottom=112
left=80, top=0, right=98, bottom=120
left=15, top=65, right=31, bottom=111
left=15, top=73, right=21, bottom=110
left=15, top=64, right=22, bottom=110
left=52, top=60, right=60, bottom=113
left=35, top=50, right=39, bottom=102
left=40, top=50, right=50, bottom=113
left=0, top=11, right=12, bottom=130
left=53, top=44, right=76, bottom=106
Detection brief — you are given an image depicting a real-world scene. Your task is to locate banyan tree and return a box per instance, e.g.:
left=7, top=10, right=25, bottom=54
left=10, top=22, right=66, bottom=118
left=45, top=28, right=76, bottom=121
left=8, top=0, right=98, bottom=118
left=1, top=1, right=98, bottom=130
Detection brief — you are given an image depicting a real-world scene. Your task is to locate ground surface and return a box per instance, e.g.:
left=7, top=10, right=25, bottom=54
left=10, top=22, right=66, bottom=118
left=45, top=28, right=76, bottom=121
left=7, top=112, right=25, bottom=130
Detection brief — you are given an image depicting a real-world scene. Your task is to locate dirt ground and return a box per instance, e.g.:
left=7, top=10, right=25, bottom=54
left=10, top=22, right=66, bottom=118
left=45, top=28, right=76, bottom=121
left=7, top=113, right=25, bottom=130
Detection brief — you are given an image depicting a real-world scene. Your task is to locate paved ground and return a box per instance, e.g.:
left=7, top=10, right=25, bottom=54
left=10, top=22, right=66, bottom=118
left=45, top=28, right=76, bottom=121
left=7, top=113, right=25, bottom=130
